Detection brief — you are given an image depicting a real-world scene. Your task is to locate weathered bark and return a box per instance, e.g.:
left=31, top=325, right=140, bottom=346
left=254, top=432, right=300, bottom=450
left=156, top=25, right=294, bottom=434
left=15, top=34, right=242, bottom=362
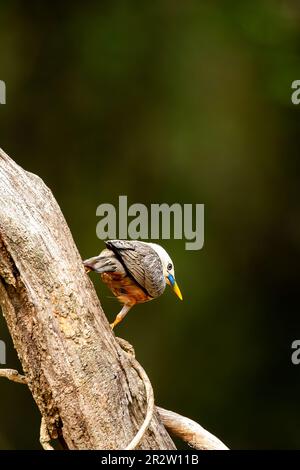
left=0, top=148, right=175, bottom=450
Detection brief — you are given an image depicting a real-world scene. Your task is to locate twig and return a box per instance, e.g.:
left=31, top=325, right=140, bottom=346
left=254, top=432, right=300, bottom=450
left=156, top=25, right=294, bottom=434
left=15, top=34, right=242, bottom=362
left=40, top=417, right=54, bottom=450
left=125, top=356, right=154, bottom=450
left=0, top=352, right=228, bottom=450
left=116, top=338, right=155, bottom=450
left=0, top=368, right=27, bottom=384
left=157, top=406, right=229, bottom=450
left=116, top=338, right=228, bottom=451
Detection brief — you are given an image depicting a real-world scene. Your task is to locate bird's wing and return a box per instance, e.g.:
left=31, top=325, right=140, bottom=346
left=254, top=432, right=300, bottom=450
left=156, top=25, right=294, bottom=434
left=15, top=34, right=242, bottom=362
left=83, top=249, right=126, bottom=275
left=105, top=240, right=165, bottom=298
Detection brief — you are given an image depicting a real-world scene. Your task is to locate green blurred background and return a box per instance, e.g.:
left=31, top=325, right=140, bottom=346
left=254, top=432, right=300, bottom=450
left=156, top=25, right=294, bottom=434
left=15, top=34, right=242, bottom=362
left=1, top=0, right=300, bottom=449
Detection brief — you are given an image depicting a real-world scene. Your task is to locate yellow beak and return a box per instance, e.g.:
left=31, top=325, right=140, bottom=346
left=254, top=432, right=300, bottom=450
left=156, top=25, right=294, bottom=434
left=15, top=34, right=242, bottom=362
left=173, top=281, right=183, bottom=300
left=167, top=274, right=183, bottom=300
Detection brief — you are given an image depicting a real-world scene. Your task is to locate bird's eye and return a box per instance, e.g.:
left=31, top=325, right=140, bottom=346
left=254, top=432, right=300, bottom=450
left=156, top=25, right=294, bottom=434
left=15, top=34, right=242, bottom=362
left=167, top=263, right=173, bottom=271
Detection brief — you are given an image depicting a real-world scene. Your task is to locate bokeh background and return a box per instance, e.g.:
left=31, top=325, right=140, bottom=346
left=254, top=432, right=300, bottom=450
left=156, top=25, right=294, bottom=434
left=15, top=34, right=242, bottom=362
left=1, top=0, right=300, bottom=449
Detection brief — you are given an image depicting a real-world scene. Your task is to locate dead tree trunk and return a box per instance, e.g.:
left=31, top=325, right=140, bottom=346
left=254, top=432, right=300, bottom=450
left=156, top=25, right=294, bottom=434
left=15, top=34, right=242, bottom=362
left=0, top=148, right=175, bottom=450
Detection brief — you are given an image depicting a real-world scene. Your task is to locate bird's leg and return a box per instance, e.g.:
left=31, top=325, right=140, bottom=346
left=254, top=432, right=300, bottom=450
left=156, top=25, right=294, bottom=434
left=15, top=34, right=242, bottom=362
left=110, top=304, right=133, bottom=329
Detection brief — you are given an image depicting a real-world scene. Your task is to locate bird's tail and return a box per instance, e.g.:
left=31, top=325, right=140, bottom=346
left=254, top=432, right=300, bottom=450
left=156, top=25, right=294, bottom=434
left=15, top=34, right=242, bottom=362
left=83, top=255, right=117, bottom=274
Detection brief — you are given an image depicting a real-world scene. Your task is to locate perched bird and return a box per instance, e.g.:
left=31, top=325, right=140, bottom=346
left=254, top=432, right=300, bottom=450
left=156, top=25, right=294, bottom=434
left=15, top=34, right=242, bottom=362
left=84, top=240, right=183, bottom=329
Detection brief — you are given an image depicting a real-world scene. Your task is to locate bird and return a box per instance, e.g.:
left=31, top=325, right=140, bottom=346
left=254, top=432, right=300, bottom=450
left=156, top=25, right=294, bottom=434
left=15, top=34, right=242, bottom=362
left=83, top=240, right=183, bottom=329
